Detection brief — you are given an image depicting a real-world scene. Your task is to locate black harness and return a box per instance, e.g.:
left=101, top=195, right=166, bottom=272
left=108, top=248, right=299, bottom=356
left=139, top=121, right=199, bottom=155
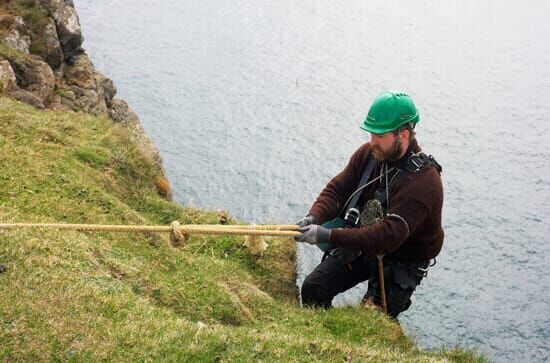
left=319, top=149, right=442, bottom=255
left=345, top=151, right=442, bottom=223
left=326, top=150, right=442, bottom=272
left=405, top=152, right=442, bottom=174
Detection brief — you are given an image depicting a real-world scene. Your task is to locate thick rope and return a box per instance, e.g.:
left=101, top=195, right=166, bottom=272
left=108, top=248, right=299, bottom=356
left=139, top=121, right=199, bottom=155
left=0, top=222, right=301, bottom=254
left=179, top=224, right=299, bottom=230
left=0, top=222, right=300, bottom=237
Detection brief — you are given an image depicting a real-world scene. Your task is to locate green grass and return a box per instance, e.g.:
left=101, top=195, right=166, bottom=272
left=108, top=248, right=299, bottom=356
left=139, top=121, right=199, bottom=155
left=54, top=88, right=68, bottom=98
left=0, top=97, right=485, bottom=362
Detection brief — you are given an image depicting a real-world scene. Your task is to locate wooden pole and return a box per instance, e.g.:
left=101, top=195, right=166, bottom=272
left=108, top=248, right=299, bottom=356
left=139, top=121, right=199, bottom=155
left=377, top=255, right=388, bottom=314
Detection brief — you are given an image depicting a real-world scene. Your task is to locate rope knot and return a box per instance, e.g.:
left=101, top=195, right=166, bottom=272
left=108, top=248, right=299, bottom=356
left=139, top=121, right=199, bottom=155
left=170, top=221, right=189, bottom=248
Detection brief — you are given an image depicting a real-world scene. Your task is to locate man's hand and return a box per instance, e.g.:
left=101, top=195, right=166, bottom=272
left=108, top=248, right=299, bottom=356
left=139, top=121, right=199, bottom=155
left=294, top=224, right=331, bottom=245
left=296, top=215, right=317, bottom=228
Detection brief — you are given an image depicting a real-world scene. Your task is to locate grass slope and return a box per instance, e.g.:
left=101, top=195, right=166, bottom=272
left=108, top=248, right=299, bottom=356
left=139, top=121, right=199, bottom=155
left=0, top=97, right=483, bottom=362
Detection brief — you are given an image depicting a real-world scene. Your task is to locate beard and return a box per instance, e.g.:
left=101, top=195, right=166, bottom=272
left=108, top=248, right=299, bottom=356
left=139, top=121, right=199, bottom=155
left=372, top=136, right=404, bottom=162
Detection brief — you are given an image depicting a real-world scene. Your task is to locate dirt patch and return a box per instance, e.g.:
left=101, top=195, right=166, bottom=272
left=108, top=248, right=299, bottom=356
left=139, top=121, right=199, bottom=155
left=0, top=9, right=14, bottom=30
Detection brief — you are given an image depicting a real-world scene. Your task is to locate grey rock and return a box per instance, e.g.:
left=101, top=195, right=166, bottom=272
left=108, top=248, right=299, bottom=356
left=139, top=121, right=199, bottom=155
left=60, top=55, right=116, bottom=113
left=10, top=56, right=55, bottom=102
left=99, top=75, right=116, bottom=106
left=62, top=53, right=95, bottom=89
left=109, top=98, right=163, bottom=167
left=9, top=89, right=45, bottom=109
left=58, top=87, right=76, bottom=101
left=47, top=93, right=72, bottom=111
left=12, top=15, right=27, bottom=30
left=25, top=59, right=55, bottom=102
left=0, top=60, right=18, bottom=92
left=58, top=95, right=76, bottom=110
left=48, top=0, right=83, bottom=59
left=0, top=264, right=6, bottom=273
left=66, top=84, right=107, bottom=114
left=0, top=24, right=31, bottom=54
left=47, top=86, right=76, bottom=111
left=43, top=18, right=63, bottom=69
left=109, top=98, right=137, bottom=123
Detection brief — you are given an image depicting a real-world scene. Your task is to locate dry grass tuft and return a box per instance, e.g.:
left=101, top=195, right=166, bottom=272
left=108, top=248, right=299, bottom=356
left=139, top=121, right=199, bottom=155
left=154, top=176, right=171, bottom=199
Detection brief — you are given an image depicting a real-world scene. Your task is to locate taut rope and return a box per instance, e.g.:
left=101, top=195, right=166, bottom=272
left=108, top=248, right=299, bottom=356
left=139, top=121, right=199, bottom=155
left=0, top=222, right=300, bottom=236
left=0, top=222, right=301, bottom=253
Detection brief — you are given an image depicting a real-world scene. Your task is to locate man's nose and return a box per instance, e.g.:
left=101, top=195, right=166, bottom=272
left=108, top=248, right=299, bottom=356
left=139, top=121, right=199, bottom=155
left=370, top=134, right=379, bottom=145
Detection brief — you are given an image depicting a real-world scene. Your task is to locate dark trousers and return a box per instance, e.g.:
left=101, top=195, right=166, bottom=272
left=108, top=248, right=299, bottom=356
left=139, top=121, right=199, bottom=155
left=301, top=253, right=427, bottom=318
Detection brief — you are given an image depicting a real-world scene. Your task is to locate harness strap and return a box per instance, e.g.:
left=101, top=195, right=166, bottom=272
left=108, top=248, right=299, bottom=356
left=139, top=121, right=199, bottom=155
left=375, top=151, right=442, bottom=206
left=405, top=152, right=442, bottom=174
left=342, top=153, right=376, bottom=219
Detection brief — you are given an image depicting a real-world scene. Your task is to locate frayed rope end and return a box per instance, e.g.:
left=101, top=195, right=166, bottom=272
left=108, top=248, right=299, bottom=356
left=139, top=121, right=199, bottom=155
left=243, top=235, right=268, bottom=256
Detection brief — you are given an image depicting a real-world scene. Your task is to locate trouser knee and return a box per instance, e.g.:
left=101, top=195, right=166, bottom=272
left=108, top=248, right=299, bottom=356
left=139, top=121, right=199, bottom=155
left=364, top=261, right=424, bottom=318
left=301, top=278, right=333, bottom=308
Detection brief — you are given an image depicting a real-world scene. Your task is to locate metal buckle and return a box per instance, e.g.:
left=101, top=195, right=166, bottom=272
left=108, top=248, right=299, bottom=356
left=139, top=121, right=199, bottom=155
left=416, top=266, right=429, bottom=277
left=416, top=259, right=434, bottom=277
left=344, top=208, right=361, bottom=227
left=409, top=153, right=424, bottom=172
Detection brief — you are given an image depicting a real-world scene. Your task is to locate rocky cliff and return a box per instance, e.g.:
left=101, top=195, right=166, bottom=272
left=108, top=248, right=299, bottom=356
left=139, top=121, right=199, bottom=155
left=0, top=0, right=168, bottom=196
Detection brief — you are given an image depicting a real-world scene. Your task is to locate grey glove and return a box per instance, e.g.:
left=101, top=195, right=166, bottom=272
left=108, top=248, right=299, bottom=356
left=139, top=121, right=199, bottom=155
left=296, top=215, right=317, bottom=228
left=294, top=224, right=331, bottom=245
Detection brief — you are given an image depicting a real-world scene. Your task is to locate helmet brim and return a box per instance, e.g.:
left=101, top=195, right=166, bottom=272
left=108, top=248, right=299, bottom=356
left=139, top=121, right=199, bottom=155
left=360, top=113, right=419, bottom=134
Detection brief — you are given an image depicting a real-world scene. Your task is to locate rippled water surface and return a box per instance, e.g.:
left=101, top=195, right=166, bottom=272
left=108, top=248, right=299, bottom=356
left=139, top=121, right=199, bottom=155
left=75, top=1, right=550, bottom=361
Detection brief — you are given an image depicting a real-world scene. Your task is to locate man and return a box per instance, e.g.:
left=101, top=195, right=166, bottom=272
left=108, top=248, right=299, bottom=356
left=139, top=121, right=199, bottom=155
left=295, top=91, right=443, bottom=318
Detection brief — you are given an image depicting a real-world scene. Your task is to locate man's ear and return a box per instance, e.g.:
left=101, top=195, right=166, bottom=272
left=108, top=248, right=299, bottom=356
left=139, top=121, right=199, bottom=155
left=400, top=129, right=410, bottom=142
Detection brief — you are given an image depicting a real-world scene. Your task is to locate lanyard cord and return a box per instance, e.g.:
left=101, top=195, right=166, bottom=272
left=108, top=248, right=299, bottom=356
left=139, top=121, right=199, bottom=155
left=384, top=163, right=403, bottom=213
left=337, top=166, right=396, bottom=217
left=385, top=163, right=390, bottom=212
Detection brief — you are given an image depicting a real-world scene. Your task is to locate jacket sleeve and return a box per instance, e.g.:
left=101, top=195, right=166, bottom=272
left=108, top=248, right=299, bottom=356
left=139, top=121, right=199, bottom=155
left=329, top=170, right=434, bottom=255
left=307, top=145, right=367, bottom=224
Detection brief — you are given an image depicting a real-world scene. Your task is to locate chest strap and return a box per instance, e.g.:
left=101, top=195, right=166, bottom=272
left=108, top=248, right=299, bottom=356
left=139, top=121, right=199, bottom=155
left=341, top=153, right=376, bottom=226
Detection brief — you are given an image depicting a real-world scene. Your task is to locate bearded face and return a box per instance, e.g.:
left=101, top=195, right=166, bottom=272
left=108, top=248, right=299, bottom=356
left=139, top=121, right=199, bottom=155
left=370, top=131, right=405, bottom=162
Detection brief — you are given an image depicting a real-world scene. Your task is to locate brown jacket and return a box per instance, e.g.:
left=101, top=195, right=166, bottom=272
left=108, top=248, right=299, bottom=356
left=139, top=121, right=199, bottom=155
left=308, top=141, right=444, bottom=262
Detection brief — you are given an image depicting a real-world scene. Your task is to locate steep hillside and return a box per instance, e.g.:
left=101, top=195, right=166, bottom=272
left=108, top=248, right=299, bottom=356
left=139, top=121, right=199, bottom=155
left=0, top=97, right=483, bottom=361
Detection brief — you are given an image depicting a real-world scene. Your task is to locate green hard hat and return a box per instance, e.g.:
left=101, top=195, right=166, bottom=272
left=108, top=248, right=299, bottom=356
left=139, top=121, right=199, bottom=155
left=360, top=91, right=419, bottom=134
